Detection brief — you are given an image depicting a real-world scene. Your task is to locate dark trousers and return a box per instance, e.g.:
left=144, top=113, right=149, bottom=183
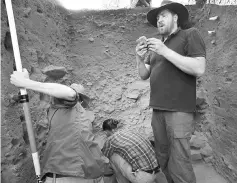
left=151, top=110, right=196, bottom=183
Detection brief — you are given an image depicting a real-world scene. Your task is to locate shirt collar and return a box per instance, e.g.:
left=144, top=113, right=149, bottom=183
left=162, top=27, right=181, bottom=42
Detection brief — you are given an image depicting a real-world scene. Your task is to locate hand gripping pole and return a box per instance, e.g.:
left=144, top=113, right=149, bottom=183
left=5, top=0, right=42, bottom=182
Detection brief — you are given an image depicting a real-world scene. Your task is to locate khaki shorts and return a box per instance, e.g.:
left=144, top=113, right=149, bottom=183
left=110, top=153, right=158, bottom=183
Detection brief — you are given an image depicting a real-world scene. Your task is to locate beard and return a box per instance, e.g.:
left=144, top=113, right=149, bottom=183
left=157, top=19, right=174, bottom=36
left=157, top=26, right=169, bottom=36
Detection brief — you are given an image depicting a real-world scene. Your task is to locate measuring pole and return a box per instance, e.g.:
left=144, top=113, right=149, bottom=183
left=5, top=0, right=42, bottom=182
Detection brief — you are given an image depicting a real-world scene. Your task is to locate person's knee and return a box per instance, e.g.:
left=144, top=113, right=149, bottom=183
left=169, top=138, right=191, bottom=162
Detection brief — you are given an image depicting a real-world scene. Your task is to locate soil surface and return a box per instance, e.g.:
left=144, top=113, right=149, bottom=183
left=193, top=160, right=228, bottom=183
left=1, top=0, right=237, bottom=183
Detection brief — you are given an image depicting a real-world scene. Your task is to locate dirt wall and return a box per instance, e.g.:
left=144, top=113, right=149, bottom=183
left=1, top=1, right=237, bottom=182
left=189, top=5, right=237, bottom=182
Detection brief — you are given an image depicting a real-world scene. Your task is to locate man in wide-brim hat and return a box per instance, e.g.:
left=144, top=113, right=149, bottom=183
left=147, top=0, right=189, bottom=29
left=135, top=0, right=206, bottom=183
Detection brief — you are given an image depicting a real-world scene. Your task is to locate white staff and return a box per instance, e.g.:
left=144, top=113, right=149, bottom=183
left=5, top=0, right=42, bottom=182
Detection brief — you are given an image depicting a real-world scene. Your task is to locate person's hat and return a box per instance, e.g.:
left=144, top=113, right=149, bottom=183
left=70, top=83, right=91, bottom=108
left=147, top=0, right=189, bottom=29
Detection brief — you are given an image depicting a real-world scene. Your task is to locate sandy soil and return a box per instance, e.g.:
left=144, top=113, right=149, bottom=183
left=1, top=0, right=237, bottom=182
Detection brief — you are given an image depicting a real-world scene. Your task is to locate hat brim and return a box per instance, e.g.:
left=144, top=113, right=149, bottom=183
left=147, top=3, right=189, bottom=28
left=70, top=83, right=91, bottom=108
left=79, top=93, right=91, bottom=109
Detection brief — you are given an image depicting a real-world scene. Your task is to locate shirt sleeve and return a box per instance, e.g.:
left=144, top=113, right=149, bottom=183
left=102, top=138, right=113, bottom=158
left=50, top=88, right=78, bottom=108
left=186, top=28, right=206, bottom=58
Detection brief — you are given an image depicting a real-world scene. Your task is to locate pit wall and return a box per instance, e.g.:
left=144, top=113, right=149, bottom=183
left=1, top=1, right=237, bottom=182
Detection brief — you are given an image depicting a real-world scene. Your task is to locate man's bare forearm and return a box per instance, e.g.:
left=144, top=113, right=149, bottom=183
left=163, top=48, right=206, bottom=77
left=136, top=55, right=150, bottom=80
left=24, top=79, right=76, bottom=100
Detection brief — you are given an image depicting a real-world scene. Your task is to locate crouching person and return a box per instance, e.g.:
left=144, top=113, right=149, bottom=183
left=10, top=69, right=112, bottom=183
left=102, top=119, right=168, bottom=183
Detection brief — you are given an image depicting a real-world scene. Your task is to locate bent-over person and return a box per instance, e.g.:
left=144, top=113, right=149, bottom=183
left=10, top=69, right=112, bottom=183
left=102, top=119, right=168, bottom=183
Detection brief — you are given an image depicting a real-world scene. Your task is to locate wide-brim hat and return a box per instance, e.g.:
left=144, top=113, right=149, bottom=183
left=70, top=83, right=91, bottom=108
left=147, top=0, right=189, bottom=29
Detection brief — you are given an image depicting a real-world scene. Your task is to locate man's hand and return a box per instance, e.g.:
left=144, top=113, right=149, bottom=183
left=10, top=68, right=30, bottom=88
left=147, top=38, right=169, bottom=56
left=136, top=36, right=148, bottom=60
left=136, top=44, right=147, bottom=60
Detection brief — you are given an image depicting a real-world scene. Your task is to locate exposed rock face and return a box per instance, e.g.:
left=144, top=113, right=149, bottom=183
left=1, top=1, right=237, bottom=183
left=42, top=65, right=67, bottom=79
left=190, top=131, right=213, bottom=162
left=190, top=133, right=207, bottom=149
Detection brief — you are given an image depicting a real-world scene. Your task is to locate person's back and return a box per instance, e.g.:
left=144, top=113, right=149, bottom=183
left=103, top=129, right=158, bottom=173
left=102, top=119, right=168, bottom=183
left=42, top=96, right=108, bottom=180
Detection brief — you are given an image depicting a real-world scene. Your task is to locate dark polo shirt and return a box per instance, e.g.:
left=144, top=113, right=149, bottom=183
left=147, top=27, right=206, bottom=112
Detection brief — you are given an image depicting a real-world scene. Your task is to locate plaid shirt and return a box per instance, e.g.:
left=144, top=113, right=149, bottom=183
left=102, top=129, right=158, bottom=172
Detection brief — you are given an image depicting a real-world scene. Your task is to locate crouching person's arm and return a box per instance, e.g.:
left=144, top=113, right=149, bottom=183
left=10, top=68, right=76, bottom=101
left=79, top=119, right=114, bottom=178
